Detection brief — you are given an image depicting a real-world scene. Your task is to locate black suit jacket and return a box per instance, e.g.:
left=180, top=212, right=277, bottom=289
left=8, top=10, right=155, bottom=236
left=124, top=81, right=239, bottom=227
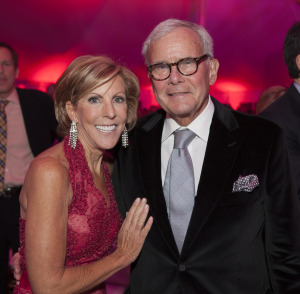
left=260, top=83, right=300, bottom=199
left=16, top=88, right=58, bottom=156
left=112, top=97, right=300, bottom=294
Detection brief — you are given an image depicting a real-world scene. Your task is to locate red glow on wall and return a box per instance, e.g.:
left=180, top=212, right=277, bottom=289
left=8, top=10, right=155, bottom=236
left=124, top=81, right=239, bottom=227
left=211, top=80, right=252, bottom=110
left=140, top=84, right=159, bottom=109
left=214, top=81, right=248, bottom=93
left=30, top=56, right=73, bottom=84
left=17, top=84, right=26, bottom=89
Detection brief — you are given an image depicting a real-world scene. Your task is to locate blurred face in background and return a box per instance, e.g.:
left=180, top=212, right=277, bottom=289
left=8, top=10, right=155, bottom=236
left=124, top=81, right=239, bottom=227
left=0, top=47, right=19, bottom=99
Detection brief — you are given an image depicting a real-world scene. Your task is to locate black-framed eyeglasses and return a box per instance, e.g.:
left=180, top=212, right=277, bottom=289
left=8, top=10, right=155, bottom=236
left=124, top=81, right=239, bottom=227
left=147, top=54, right=210, bottom=81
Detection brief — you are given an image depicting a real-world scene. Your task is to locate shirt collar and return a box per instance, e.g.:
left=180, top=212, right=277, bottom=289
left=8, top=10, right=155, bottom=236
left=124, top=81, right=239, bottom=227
left=162, top=96, right=215, bottom=143
left=293, top=81, right=300, bottom=94
left=4, top=88, right=19, bottom=104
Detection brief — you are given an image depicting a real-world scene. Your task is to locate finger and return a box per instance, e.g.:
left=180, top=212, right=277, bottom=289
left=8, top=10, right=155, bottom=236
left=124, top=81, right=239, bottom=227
left=141, top=216, right=153, bottom=237
left=135, top=203, right=150, bottom=230
left=129, top=199, right=149, bottom=230
left=140, top=216, right=153, bottom=239
left=120, top=198, right=141, bottom=231
left=126, top=198, right=146, bottom=225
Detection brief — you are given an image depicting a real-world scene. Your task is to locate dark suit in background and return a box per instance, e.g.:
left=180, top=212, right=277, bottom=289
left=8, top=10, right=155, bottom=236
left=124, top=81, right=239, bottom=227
left=17, top=88, right=58, bottom=156
left=260, top=83, right=300, bottom=199
left=259, top=21, right=300, bottom=200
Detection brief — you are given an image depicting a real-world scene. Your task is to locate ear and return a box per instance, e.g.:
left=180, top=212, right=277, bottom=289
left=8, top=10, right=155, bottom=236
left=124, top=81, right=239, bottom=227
left=15, top=67, right=19, bottom=79
left=66, top=101, right=77, bottom=122
left=209, top=59, right=219, bottom=85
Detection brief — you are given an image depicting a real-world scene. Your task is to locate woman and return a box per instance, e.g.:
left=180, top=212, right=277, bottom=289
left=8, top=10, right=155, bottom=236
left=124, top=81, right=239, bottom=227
left=13, top=55, right=153, bottom=293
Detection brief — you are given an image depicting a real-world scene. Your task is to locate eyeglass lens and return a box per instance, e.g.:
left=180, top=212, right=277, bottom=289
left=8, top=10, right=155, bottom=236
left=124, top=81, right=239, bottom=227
left=149, top=56, right=208, bottom=81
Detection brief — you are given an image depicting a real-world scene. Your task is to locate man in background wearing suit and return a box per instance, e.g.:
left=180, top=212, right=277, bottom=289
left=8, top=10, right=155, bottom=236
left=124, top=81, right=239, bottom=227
left=0, top=42, right=58, bottom=293
left=112, top=19, right=300, bottom=293
left=260, top=21, right=300, bottom=200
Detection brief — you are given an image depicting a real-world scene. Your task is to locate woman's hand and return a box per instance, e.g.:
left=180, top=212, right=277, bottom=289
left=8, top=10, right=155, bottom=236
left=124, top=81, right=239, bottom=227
left=13, top=251, right=22, bottom=285
left=116, top=198, right=153, bottom=265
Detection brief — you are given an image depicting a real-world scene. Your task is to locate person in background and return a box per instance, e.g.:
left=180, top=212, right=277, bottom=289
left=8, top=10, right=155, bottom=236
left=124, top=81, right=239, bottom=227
left=112, top=19, right=300, bottom=293
left=256, top=85, right=287, bottom=115
left=46, top=83, right=55, bottom=99
left=260, top=21, right=300, bottom=199
left=0, top=41, right=58, bottom=293
left=13, top=55, right=152, bottom=294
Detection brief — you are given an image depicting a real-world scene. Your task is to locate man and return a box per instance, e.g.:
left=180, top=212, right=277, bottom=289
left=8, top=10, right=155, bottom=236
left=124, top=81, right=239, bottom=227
left=0, top=42, right=58, bottom=293
left=260, top=22, right=300, bottom=199
left=112, top=19, right=300, bottom=293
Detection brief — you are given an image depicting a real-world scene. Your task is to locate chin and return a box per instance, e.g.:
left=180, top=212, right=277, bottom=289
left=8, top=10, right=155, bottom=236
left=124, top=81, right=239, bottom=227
left=98, top=139, right=120, bottom=151
left=170, top=106, right=195, bottom=116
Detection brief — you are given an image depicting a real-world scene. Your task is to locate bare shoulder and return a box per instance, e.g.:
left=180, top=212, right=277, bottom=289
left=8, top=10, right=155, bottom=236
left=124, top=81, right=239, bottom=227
left=23, top=142, right=70, bottom=202
left=29, top=143, right=67, bottom=176
left=20, top=141, right=72, bottom=218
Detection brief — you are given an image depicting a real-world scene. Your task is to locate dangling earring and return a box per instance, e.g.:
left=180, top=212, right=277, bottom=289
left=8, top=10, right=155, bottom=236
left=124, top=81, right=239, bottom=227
left=122, top=126, right=129, bottom=148
left=68, top=120, right=78, bottom=149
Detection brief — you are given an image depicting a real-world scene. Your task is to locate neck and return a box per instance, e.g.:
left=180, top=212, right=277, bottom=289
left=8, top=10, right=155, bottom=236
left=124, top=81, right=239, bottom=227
left=294, top=78, right=300, bottom=86
left=0, top=87, right=15, bottom=100
left=78, top=137, right=104, bottom=176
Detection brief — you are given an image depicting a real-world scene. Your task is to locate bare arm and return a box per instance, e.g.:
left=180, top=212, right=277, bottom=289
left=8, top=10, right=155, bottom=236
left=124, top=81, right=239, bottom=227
left=22, top=156, right=152, bottom=294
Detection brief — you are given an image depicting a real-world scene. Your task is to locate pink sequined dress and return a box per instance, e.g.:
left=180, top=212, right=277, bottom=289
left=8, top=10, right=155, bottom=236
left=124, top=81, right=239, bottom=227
left=14, top=137, right=122, bottom=294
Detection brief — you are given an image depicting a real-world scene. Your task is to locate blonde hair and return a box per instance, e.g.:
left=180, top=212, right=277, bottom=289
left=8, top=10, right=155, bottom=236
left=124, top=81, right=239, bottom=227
left=54, top=55, right=140, bottom=136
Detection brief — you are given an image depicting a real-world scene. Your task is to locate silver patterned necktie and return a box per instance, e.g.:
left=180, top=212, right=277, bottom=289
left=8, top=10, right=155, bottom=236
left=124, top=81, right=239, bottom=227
left=163, top=129, right=196, bottom=252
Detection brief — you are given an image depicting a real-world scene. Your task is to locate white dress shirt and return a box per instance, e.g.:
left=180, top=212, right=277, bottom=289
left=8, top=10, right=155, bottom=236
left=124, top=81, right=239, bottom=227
left=161, top=96, right=215, bottom=196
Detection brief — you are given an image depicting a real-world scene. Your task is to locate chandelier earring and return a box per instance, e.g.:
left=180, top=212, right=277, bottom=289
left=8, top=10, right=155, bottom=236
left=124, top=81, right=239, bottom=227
left=122, top=126, right=129, bottom=148
left=68, top=120, right=78, bottom=149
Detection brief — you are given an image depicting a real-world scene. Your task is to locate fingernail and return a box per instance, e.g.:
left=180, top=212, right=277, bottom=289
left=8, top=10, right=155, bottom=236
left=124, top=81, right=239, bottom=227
left=141, top=198, right=147, bottom=203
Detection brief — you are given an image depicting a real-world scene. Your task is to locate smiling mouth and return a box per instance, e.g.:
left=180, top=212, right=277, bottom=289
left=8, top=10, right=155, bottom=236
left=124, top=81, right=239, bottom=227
left=168, top=92, right=188, bottom=96
left=95, top=125, right=116, bottom=132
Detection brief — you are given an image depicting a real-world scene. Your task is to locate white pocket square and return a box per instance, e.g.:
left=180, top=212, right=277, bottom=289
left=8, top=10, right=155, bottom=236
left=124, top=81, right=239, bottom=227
left=232, top=174, right=259, bottom=193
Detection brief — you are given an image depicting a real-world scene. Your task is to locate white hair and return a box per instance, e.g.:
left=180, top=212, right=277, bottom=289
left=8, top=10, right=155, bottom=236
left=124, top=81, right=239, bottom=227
left=142, top=18, right=214, bottom=65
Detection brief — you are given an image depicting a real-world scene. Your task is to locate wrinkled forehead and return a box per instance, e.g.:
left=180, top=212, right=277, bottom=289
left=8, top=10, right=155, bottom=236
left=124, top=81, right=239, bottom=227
left=0, top=47, right=14, bottom=62
left=148, top=28, right=204, bottom=64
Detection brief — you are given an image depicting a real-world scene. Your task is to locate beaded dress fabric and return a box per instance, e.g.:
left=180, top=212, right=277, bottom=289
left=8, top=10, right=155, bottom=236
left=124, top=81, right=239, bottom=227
left=14, top=136, right=122, bottom=294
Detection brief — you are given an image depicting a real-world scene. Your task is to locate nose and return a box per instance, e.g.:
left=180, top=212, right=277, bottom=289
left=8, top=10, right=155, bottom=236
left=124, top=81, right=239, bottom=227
left=168, top=65, right=184, bottom=85
left=102, top=101, right=116, bottom=118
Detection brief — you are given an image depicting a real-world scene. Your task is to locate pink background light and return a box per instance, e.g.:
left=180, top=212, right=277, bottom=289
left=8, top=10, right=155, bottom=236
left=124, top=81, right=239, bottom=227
left=1, top=0, right=300, bottom=110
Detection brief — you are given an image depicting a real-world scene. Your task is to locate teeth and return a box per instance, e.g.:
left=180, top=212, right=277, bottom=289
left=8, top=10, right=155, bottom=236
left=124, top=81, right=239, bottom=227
left=95, top=125, right=116, bottom=132
left=169, top=92, right=186, bottom=96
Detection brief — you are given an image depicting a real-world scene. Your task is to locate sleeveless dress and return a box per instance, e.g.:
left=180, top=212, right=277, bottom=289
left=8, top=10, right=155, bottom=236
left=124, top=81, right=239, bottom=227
left=14, top=137, right=122, bottom=294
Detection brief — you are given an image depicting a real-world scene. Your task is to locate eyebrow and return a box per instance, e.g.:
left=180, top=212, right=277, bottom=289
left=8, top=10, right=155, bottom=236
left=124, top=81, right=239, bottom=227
left=150, top=56, right=198, bottom=65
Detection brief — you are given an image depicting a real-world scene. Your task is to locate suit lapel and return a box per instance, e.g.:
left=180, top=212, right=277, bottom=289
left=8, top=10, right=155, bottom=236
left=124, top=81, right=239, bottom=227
left=136, top=101, right=244, bottom=256
left=136, top=110, right=179, bottom=255
left=183, top=98, right=244, bottom=254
